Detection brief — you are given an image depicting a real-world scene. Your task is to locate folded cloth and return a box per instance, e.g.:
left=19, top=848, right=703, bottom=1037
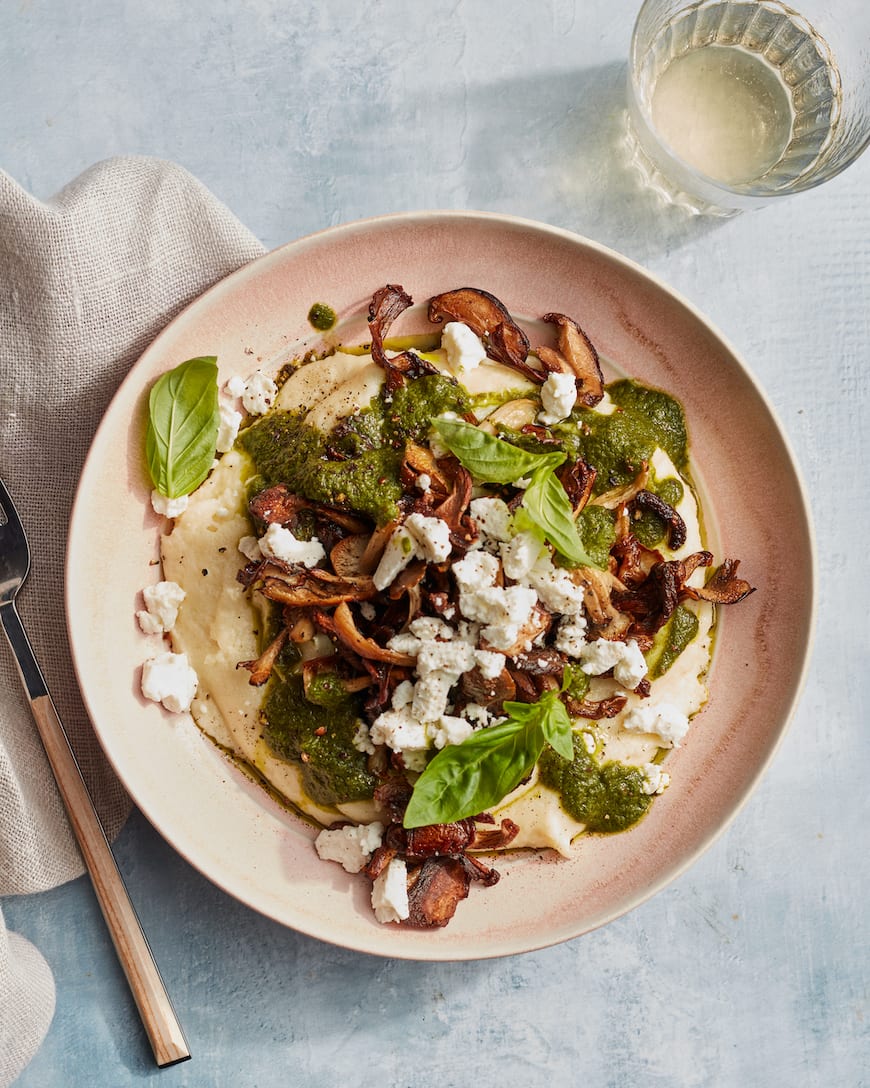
left=0, top=156, right=265, bottom=1086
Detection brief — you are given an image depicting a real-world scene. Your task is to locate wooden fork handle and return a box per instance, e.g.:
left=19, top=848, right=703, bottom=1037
left=1, top=601, right=191, bottom=1068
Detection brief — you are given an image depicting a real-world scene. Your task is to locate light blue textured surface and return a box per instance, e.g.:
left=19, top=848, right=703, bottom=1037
left=2, top=1, right=869, bottom=1085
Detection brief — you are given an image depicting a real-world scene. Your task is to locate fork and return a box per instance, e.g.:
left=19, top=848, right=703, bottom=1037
left=0, top=475, right=190, bottom=1068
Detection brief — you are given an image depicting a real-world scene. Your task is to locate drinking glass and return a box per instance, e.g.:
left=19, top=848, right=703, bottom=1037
left=626, top=0, right=870, bottom=214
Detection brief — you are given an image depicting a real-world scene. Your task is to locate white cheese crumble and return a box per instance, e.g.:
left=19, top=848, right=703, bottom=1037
left=642, top=763, right=671, bottom=795
left=555, top=615, right=588, bottom=658
left=140, top=651, right=198, bottom=713
left=216, top=402, right=243, bottom=453
left=623, top=703, right=690, bottom=748
left=416, top=473, right=432, bottom=492
left=500, top=530, right=545, bottom=581
left=369, top=704, right=429, bottom=751
left=451, top=552, right=537, bottom=652
left=428, top=714, right=474, bottom=750
left=538, top=371, right=578, bottom=424
left=314, top=822, right=385, bottom=873
left=579, top=637, right=648, bottom=688
left=150, top=490, right=189, bottom=518
left=371, top=857, right=410, bottom=923
left=136, top=581, right=186, bottom=635
left=258, top=523, right=325, bottom=568
left=404, top=513, right=452, bottom=563
left=372, top=514, right=451, bottom=591
left=237, top=371, right=278, bottom=416
left=469, top=497, right=514, bottom=544
left=441, top=321, right=488, bottom=374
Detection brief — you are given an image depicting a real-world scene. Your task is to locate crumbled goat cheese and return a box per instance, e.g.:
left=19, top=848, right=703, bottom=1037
left=259, top=523, right=325, bottom=568
left=238, top=534, right=262, bottom=562
left=582, top=731, right=597, bottom=754
left=239, top=371, right=278, bottom=415
left=555, top=615, right=588, bottom=657
left=500, top=530, right=545, bottom=581
left=474, top=649, right=506, bottom=680
left=225, top=375, right=246, bottom=398
left=469, top=497, right=513, bottom=543
left=579, top=637, right=648, bottom=688
left=538, top=371, right=578, bottom=425
left=371, top=857, right=410, bottom=924
left=373, top=515, right=451, bottom=591
left=452, top=552, right=537, bottom=651
left=352, top=721, right=376, bottom=755
left=150, top=490, right=189, bottom=518
left=411, top=671, right=455, bottom=724
left=404, top=513, right=452, bottom=563
left=623, top=703, right=690, bottom=748
left=416, top=473, right=432, bottom=492
left=359, top=601, right=376, bottom=621
left=373, top=526, right=417, bottom=590
left=441, top=321, right=488, bottom=374
left=216, top=402, right=243, bottom=453
left=452, top=551, right=500, bottom=593
left=428, top=714, right=475, bottom=750
left=524, top=552, right=587, bottom=616
left=314, top=822, right=385, bottom=873
left=141, top=651, right=198, bottom=713
left=136, top=580, right=186, bottom=635
left=369, top=705, right=429, bottom=751
left=416, top=638, right=476, bottom=680
left=462, top=702, right=490, bottom=727
left=642, top=763, right=671, bottom=795
left=409, top=616, right=455, bottom=642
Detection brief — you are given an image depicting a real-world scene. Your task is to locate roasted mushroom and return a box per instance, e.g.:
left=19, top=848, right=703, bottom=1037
left=428, top=287, right=541, bottom=382
left=538, top=312, right=604, bottom=407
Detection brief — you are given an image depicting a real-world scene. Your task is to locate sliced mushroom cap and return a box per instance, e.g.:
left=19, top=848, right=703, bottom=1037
left=689, top=559, right=755, bottom=604
left=403, top=441, right=451, bottom=494
left=541, top=312, right=604, bottom=407
left=405, top=857, right=471, bottom=929
left=428, top=287, right=541, bottom=381
left=591, top=462, right=650, bottom=509
left=257, top=564, right=377, bottom=607
left=557, top=458, right=597, bottom=518
left=330, top=534, right=370, bottom=578
left=368, top=284, right=413, bottom=364
left=237, top=625, right=289, bottom=686
left=324, top=601, right=417, bottom=665
left=459, top=665, right=516, bottom=710
left=563, top=693, right=628, bottom=720
left=479, top=398, right=539, bottom=433
left=630, top=489, right=688, bottom=550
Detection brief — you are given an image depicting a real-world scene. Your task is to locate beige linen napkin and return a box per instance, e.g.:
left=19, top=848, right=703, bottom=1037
left=0, top=156, right=265, bottom=1086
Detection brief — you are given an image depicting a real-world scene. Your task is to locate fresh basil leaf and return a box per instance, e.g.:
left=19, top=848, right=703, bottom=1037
left=433, top=417, right=564, bottom=484
left=503, top=692, right=574, bottom=761
left=403, top=718, right=543, bottom=828
left=403, top=689, right=580, bottom=827
left=521, top=466, right=602, bottom=568
left=146, top=357, right=220, bottom=498
left=536, top=692, right=575, bottom=760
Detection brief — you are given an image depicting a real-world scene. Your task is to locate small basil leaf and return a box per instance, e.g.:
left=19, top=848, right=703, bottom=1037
left=521, top=466, right=602, bottom=568
left=403, top=719, right=543, bottom=828
left=146, top=357, right=220, bottom=498
left=433, top=417, right=564, bottom=484
left=537, top=692, right=575, bottom=761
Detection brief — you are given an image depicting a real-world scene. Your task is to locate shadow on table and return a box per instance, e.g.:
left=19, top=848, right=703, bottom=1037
left=456, top=61, right=728, bottom=264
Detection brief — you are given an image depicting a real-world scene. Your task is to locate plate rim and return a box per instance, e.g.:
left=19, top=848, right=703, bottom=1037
left=65, top=209, right=817, bottom=959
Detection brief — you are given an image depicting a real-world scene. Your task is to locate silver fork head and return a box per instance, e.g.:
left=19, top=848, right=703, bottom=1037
left=0, top=475, right=31, bottom=605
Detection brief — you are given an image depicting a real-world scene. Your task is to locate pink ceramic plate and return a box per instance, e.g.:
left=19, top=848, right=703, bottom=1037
left=66, top=212, right=814, bottom=960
